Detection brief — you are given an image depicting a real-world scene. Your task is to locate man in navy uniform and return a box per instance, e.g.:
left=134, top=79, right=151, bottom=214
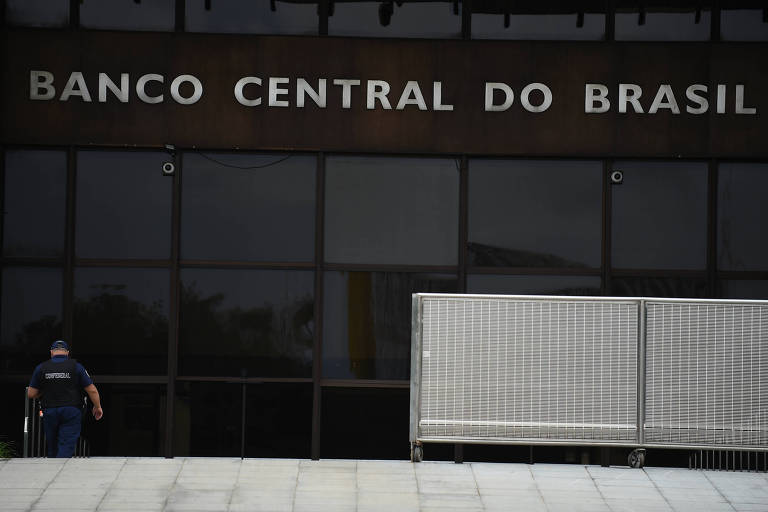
left=27, top=340, right=104, bottom=458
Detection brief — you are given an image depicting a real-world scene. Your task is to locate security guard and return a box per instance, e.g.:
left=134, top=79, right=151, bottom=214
left=27, top=340, right=104, bottom=458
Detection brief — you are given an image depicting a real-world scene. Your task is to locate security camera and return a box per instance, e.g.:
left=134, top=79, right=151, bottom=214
left=162, top=162, right=175, bottom=176
left=610, top=170, right=624, bottom=184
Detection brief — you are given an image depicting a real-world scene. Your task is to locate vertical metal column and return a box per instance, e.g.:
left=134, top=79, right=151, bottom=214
left=409, top=294, right=422, bottom=448
left=637, top=300, right=646, bottom=445
left=311, top=152, right=325, bottom=461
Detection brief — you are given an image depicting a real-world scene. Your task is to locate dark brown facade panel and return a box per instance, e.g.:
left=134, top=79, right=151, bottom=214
left=3, top=30, right=767, bottom=157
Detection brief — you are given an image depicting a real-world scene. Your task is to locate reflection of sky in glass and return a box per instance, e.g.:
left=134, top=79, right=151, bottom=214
left=187, top=0, right=318, bottom=34
left=721, top=10, right=768, bottom=41
left=6, top=0, right=69, bottom=27
left=3, top=151, right=66, bottom=258
left=467, top=275, right=601, bottom=296
left=76, top=151, right=172, bottom=259
left=80, top=0, right=174, bottom=31
left=469, top=160, right=602, bottom=268
left=473, top=13, right=605, bottom=40
left=181, top=153, right=315, bottom=262
left=1, top=268, right=62, bottom=349
left=718, top=163, right=768, bottom=271
left=325, top=156, right=459, bottom=265
left=616, top=10, right=710, bottom=41
left=329, top=1, right=461, bottom=38
left=74, top=267, right=170, bottom=318
left=611, top=161, right=707, bottom=270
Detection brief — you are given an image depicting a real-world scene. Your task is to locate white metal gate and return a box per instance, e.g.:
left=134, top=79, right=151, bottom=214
left=410, top=294, right=768, bottom=464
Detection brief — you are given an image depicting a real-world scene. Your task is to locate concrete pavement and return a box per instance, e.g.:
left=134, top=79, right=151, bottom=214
left=1, top=457, right=767, bottom=512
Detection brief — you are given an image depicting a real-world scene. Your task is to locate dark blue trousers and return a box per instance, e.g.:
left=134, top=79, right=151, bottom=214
left=42, top=406, right=82, bottom=458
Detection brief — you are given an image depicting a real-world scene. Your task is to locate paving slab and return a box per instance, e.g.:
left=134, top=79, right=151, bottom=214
left=0, top=457, right=766, bottom=511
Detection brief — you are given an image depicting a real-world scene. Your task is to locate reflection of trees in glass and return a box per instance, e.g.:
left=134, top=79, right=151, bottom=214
left=180, top=282, right=313, bottom=376
left=1, top=315, right=62, bottom=372
left=73, top=284, right=168, bottom=372
left=468, top=242, right=590, bottom=268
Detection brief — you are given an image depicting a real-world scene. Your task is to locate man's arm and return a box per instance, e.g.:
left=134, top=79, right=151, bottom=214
left=84, top=384, right=103, bottom=420
left=27, top=387, right=40, bottom=399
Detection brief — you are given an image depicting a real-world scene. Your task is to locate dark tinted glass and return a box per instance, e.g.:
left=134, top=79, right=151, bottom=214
left=1, top=267, right=63, bottom=375
left=717, top=163, right=768, bottom=271
left=611, top=161, right=707, bottom=270
left=179, top=269, right=314, bottom=378
left=472, top=9, right=604, bottom=40
left=328, top=1, right=462, bottom=38
left=719, top=280, right=768, bottom=300
left=80, top=0, right=174, bottom=31
left=245, top=383, right=312, bottom=458
left=609, top=277, right=708, bottom=298
left=616, top=5, right=711, bottom=41
left=175, top=382, right=241, bottom=457
left=3, top=151, right=66, bottom=258
left=186, top=0, right=319, bottom=35
left=73, top=267, right=169, bottom=375
left=321, top=387, right=409, bottom=460
left=325, top=156, right=459, bottom=265
left=467, top=275, right=601, bottom=296
left=0, top=383, right=25, bottom=455
left=76, top=151, right=172, bottom=259
left=181, top=153, right=315, bottom=262
left=721, top=9, right=768, bottom=41
left=6, top=0, right=68, bottom=27
left=84, top=384, right=166, bottom=457
left=468, top=160, right=602, bottom=268
left=323, top=271, right=457, bottom=380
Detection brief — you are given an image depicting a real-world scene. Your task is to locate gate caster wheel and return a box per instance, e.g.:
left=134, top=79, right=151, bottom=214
left=411, top=444, right=423, bottom=463
left=628, top=449, right=646, bottom=469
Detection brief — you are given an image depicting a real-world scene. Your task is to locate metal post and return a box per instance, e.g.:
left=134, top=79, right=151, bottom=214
left=409, top=294, right=423, bottom=452
left=637, top=300, right=646, bottom=446
left=23, top=388, right=29, bottom=458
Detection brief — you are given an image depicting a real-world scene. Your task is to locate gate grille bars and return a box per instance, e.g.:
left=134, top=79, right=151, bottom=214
left=410, top=294, right=768, bottom=457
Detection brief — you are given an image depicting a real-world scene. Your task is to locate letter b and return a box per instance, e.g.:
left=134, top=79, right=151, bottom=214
left=30, top=70, right=55, bottom=100
left=585, top=84, right=609, bottom=113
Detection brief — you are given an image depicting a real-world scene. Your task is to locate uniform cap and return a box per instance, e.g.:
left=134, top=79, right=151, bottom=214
left=50, top=340, right=69, bottom=351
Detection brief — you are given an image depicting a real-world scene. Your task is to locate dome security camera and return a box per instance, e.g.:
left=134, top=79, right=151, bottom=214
left=162, top=162, right=176, bottom=176
left=610, top=170, right=624, bottom=184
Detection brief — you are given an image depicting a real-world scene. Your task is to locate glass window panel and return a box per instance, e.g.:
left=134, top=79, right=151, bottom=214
left=321, top=388, right=409, bottom=459
left=0, top=383, right=25, bottom=455
left=175, top=382, right=241, bottom=457
left=328, top=1, right=462, bottom=38
left=717, top=163, right=768, bottom=271
left=6, top=0, right=69, bottom=27
left=616, top=5, right=711, bottom=41
left=84, top=384, right=166, bottom=457
left=325, top=156, right=459, bottom=265
left=467, top=275, right=601, bottom=296
left=719, top=280, right=768, bottom=300
left=76, top=151, right=172, bottom=259
left=721, top=9, right=768, bottom=41
left=179, top=269, right=314, bottom=378
left=1, top=267, right=63, bottom=375
left=609, top=277, right=708, bottom=298
left=186, top=0, right=319, bottom=35
left=323, top=271, right=457, bottom=380
left=245, top=383, right=311, bottom=458
left=469, top=160, right=602, bottom=268
left=3, top=150, right=66, bottom=258
left=181, top=153, right=315, bottom=262
left=611, top=161, right=707, bottom=270
left=472, top=10, right=605, bottom=40
left=73, top=267, right=169, bottom=375
left=80, top=0, right=174, bottom=31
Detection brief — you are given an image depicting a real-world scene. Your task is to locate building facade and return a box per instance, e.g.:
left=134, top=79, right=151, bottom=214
left=1, top=1, right=767, bottom=463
